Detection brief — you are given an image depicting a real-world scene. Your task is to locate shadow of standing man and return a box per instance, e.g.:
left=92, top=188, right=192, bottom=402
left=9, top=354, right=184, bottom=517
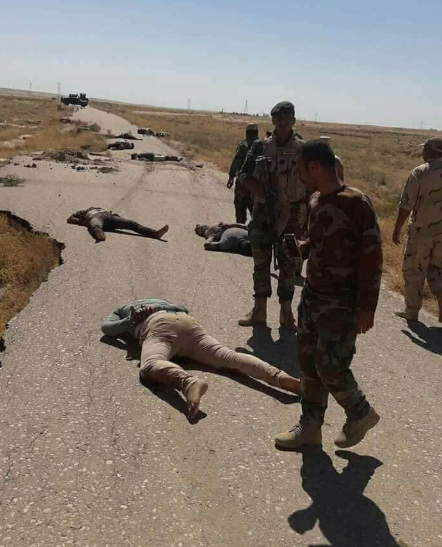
left=288, top=449, right=401, bottom=547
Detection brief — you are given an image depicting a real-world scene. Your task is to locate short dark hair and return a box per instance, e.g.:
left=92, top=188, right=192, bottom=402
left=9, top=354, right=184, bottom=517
left=300, top=140, right=336, bottom=168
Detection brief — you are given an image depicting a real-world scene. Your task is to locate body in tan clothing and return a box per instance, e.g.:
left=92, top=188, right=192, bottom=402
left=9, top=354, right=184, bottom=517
left=102, top=301, right=300, bottom=419
left=393, top=137, right=442, bottom=320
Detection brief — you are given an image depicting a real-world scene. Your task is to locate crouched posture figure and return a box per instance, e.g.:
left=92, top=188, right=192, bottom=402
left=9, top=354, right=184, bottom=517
left=67, top=207, right=168, bottom=242
left=101, top=299, right=300, bottom=418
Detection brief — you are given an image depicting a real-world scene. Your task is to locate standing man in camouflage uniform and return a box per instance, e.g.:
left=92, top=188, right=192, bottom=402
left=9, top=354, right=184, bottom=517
left=227, top=123, right=259, bottom=223
left=275, top=140, right=382, bottom=450
left=237, top=101, right=304, bottom=331
left=393, top=136, right=442, bottom=322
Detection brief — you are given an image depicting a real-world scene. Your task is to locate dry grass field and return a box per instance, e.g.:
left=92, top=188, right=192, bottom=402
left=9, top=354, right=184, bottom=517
left=0, top=94, right=106, bottom=159
left=0, top=213, right=61, bottom=337
left=93, top=99, right=442, bottom=314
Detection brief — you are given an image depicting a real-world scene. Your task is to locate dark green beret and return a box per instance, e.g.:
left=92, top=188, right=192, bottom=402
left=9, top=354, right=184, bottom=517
left=271, top=101, right=295, bottom=117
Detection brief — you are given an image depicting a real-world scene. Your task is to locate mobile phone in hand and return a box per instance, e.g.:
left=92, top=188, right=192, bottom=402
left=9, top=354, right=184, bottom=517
left=283, top=234, right=301, bottom=257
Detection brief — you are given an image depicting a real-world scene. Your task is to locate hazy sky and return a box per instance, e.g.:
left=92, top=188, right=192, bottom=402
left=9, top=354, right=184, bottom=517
left=2, top=0, right=441, bottom=128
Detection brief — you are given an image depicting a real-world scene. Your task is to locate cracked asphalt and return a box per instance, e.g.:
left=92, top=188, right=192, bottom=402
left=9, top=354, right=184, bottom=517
left=0, top=107, right=441, bottom=547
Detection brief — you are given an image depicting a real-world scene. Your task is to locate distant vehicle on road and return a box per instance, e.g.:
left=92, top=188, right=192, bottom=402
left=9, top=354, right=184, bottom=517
left=61, top=93, right=89, bottom=108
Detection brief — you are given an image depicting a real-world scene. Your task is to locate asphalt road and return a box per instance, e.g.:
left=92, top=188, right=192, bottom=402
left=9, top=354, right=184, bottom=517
left=0, top=107, right=441, bottom=547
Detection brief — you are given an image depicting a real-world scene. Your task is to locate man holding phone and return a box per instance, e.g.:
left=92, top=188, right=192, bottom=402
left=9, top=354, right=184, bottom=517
left=275, top=140, right=383, bottom=450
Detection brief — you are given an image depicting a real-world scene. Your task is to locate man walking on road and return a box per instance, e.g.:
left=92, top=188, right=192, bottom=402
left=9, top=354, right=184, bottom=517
left=393, top=136, right=442, bottom=322
left=195, top=222, right=252, bottom=256
left=237, top=101, right=305, bottom=331
left=275, top=140, right=383, bottom=450
left=101, top=298, right=300, bottom=419
left=227, top=123, right=259, bottom=223
left=67, top=207, right=168, bottom=242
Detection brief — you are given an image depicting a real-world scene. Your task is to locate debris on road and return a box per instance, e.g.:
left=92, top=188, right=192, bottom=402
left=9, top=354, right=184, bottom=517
left=34, top=150, right=90, bottom=163
left=24, top=163, right=37, bottom=168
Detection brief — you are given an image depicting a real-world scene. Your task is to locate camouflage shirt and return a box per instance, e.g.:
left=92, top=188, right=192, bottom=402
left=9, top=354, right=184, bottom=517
left=239, top=131, right=305, bottom=235
left=305, top=185, right=383, bottom=311
left=399, top=158, right=442, bottom=238
left=229, top=140, right=253, bottom=178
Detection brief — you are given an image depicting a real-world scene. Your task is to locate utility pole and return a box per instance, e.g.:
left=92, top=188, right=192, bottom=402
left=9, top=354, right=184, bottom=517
left=57, top=82, right=61, bottom=96
left=29, top=81, right=32, bottom=96
left=315, top=112, right=318, bottom=123
left=244, top=100, right=248, bottom=115
left=420, top=121, right=425, bottom=130
left=187, top=98, right=191, bottom=111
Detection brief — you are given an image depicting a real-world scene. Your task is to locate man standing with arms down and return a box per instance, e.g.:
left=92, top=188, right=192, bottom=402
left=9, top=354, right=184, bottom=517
left=275, top=140, right=382, bottom=450
left=227, top=123, right=259, bottom=223
left=393, top=136, right=442, bottom=322
left=238, top=101, right=304, bottom=331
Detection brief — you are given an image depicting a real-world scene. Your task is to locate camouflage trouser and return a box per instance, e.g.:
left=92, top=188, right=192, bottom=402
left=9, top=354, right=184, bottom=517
left=298, top=288, right=370, bottom=424
left=251, top=203, right=303, bottom=302
left=403, top=234, right=442, bottom=312
left=234, top=181, right=253, bottom=224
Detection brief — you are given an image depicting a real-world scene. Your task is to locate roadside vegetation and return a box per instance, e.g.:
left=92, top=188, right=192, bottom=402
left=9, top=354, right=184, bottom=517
left=0, top=94, right=106, bottom=159
left=0, top=213, right=62, bottom=338
left=93, top=100, right=442, bottom=313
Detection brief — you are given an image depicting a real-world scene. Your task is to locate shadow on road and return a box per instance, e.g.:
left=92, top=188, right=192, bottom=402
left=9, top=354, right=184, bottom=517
left=288, top=449, right=401, bottom=547
left=401, top=322, right=442, bottom=355
left=236, top=325, right=299, bottom=377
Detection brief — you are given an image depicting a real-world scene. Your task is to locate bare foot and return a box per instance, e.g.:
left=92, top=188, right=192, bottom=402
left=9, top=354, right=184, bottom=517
left=93, top=228, right=106, bottom=241
left=156, top=225, right=169, bottom=239
left=277, top=372, right=300, bottom=395
left=186, top=379, right=209, bottom=419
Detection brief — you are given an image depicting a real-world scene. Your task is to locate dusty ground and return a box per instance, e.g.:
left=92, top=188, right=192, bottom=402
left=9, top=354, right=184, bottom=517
left=0, top=107, right=440, bottom=547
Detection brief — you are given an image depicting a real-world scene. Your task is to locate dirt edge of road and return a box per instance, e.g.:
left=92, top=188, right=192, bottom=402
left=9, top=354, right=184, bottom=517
left=0, top=210, right=64, bottom=361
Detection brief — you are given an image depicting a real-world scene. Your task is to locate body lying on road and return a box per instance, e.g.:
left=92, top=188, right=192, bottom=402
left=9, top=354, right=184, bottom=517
left=107, top=141, right=135, bottom=150
left=67, top=207, right=168, bottom=242
left=131, top=152, right=183, bottom=162
left=195, top=222, right=252, bottom=256
left=101, top=298, right=300, bottom=419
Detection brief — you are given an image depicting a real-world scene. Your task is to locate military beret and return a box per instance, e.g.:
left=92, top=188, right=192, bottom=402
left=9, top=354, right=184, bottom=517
left=420, top=136, right=442, bottom=155
left=246, top=123, right=258, bottom=132
left=271, top=101, right=295, bottom=117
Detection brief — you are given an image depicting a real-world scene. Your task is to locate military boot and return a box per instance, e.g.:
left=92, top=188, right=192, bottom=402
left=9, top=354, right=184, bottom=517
left=395, top=309, right=419, bottom=321
left=334, top=407, right=380, bottom=448
left=275, top=422, right=322, bottom=450
left=280, top=301, right=297, bottom=331
left=238, top=298, right=267, bottom=327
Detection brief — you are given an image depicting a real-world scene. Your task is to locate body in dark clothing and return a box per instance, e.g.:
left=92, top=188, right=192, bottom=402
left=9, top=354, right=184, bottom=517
left=67, top=207, right=169, bottom=242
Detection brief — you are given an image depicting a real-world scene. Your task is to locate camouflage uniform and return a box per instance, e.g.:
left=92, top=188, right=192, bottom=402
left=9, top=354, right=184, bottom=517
left=229, top=140, right=254, bottom=223
left=239, top=132, right=305, bottom=302
left=299, top=186, right=383, bottom=424
left=399, top=157, right=442, bottom=312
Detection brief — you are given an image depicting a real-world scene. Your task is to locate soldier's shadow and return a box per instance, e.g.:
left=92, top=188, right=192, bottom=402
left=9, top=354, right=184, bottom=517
left=235, top=325, right=299, bottom=377
left=401, top=322, right=442, bottom=355
left=288, top=449, right=401, bottom=547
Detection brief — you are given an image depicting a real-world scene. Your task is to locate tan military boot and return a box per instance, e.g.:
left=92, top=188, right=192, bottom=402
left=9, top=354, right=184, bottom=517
left=238, top=297, right=267, bottom=327
left=334, top=407, right=380, bottom=448
left=280, top=301, right=297, bottom=331
left=395, top=309, right=419, bottom=321
left=275, top=422, right=322, bottom=450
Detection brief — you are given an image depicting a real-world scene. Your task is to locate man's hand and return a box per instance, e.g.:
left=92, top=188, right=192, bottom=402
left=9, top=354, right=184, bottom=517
left=392, top=228, right=401, bottom=246
left=227, top=177, right=234, bottom=189
left=356, top=310, right=375, bottom=334
left=130, top=306, right=157, bottom=325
